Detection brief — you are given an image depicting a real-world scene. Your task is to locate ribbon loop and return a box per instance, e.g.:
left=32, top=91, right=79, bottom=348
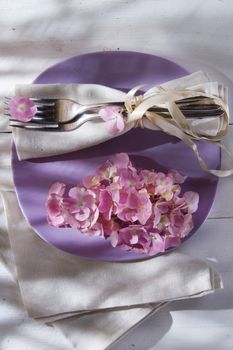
left=123, top=84, right=232, bottom=177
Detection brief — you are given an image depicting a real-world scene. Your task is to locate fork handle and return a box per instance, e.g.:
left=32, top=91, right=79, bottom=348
left=77, top=98, right=222, bottom=116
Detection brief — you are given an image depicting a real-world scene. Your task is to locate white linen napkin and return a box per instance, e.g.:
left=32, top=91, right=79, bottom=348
left=0, top=131, right=223, bottom=349
left=12, top=71, right=225, bottom=160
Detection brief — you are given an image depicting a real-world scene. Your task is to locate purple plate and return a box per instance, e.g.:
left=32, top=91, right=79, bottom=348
left=12, top=51, right=220, bottom=261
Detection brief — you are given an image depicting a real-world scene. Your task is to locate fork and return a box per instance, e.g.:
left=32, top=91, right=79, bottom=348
left=4, top=98, right=127, bottom=124
left=5, top=97, right=225, bottom=132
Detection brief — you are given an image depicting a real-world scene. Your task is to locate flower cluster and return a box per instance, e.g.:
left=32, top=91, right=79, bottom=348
left=46, top=153, right=199, bottom=255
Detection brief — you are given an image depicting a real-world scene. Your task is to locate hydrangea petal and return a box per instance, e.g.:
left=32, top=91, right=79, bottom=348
left=183, top=191, right=199, bottom=213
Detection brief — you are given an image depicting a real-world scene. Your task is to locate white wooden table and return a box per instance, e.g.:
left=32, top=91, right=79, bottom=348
left=0, top=0, right=233, bottom=349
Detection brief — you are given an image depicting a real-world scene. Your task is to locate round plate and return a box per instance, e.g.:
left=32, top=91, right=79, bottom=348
left=12, top=51, right=220, bottom=261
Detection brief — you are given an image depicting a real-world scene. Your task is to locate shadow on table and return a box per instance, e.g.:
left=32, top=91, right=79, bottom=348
left=110, top=305, right=173, bottom=350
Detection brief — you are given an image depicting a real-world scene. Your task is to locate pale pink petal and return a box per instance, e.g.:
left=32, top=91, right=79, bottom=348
left=99, top=106, right=120, bottom=121
left=168, top=169, right=187, bottom=184
left=127, top=191, right=139, bottom=209
left=74, top=207, right=90, bottom=221
left=83, top=175, right=100, bottom=189
left=164, top=236, right=181, bottom=250
left=86, top=222, right=104, bottom=237
left=183, top=191, right=199, bottom=213
left=48, top=214, right=65, bottom=227
left=99, top=106, right=125, bottom=135
left=153, top=206, right=161, bottom=226
left=110, top=153, right=131, bottom=169
left=130, top=234, right=139, bottom=244
left=110, top=231, right=119, bottom=247
left=98, top=190, right=112, bottom=212
left=48, top=182, right=66, bottom=196
left=47, top=196, right=62, bottom=217
left=90, top=208, right=99, bottom=227
left=105, top=119, right=120, bottom=135
left=115, top=113, right=125, bottom=132
left=148, top=234, right=165, bottom=255
left=68, top=186, right=84, bottom=200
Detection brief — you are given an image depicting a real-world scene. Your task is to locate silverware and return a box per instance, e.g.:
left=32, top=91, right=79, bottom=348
left=4, top=96, right=225, bottom=132
left=4, top=98, right=126, bottom=125
left=9, top=113, right=103, bottom=131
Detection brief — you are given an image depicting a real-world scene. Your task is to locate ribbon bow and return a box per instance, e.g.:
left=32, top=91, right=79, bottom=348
left=124, top=85, right=232, bottom=177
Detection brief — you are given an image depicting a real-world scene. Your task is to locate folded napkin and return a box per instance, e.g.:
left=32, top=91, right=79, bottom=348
left=0, top=132, right=223, bottom=349
left=13, top=71, right=228, bottom=168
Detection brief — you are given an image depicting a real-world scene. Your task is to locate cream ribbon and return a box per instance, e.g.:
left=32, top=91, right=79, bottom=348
left=124, top=85, right=233, bottom=177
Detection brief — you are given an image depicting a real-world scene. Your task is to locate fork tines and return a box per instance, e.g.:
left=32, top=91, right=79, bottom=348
left=4, top=96, right=56, bottom=120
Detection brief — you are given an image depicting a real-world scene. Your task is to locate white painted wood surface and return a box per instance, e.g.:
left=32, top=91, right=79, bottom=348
left=0, top=0, right=233, bottom=349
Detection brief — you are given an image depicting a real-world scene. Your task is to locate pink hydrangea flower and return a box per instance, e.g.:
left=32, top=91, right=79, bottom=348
left=83, top=174, right=101, bottom=190
left=46, top=153, right=199, bottom=256
left=110, top=225, right=151, bottom=253
left=140, top=169, right=157, bottom=184
left=116, top=188, right=152, bottom=225
left=46, top=182, right=68, bottom=227
left=110, top=153, right=132, bottom=169
left=99, top=106, right=125, bottom=135
left=9, top=96, right=37, bottom=122
left=116, top=168, right=142, bottom=189
left=65, top=186, right=99, bottom=231
left=96, top=160, right=117, bottom=181
left=168, top=210, right=193, bottom=238
left=154, top=172, right=174, bottom=201
left=147, top=232, right=165, bottom=255
left=111, top=225, right=165, bottom=255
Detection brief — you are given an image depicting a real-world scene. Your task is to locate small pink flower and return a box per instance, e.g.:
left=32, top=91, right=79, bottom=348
left=139, top=169, right=158, bottom=195
left=99, top=106, right=125, bottom=135
left=48, top=182, right=66, bottom=196
left=147, top=232, right=165, bottom=255
left=46, top=182, right=68, bottom=227
left=97, top=161, right=117, bottom=182
left=154, top=173, right=174, bottom=200
left=9, top=96, right=37, bottom=122
left=111, top=225, right=150, bottom=253
left=110, top=153, right=132, bottom=169
left=117, top=168, right=142, bottom=189
left=111, top=225, right=165, bottom=255
left=168, top=210, right=193, bottom=238
left=83, top=174, right=101, bottom=189
left=116, top=188, right=152, bottom=225
left=65, top=186, right=99, bottom=231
